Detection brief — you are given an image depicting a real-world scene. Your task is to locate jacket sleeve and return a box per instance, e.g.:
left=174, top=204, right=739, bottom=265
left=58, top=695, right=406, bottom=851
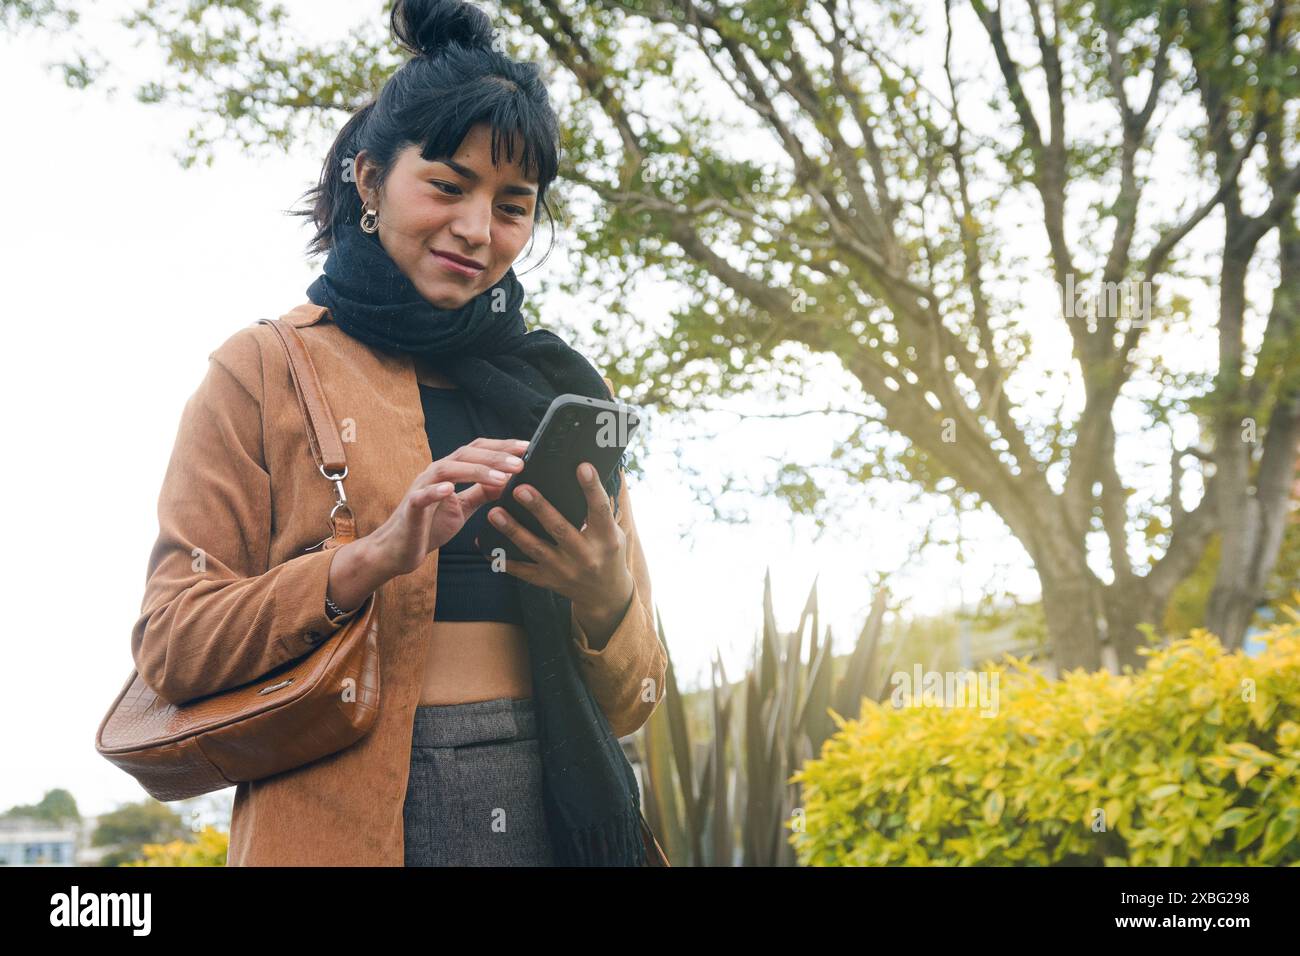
left=569, top=386, right=667, bottom=737
left=131, top=327, right=360, bottom=706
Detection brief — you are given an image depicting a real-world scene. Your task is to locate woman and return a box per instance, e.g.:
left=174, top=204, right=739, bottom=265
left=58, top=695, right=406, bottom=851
left=130, top=0, right=666, bottom=866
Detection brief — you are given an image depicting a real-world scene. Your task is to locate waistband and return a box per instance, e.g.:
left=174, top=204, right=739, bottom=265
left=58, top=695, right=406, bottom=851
left=411, top=695, right=538, bottom=749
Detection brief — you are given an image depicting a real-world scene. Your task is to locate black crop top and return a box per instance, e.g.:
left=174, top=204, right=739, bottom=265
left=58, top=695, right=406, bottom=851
left=418, top=384, right=526, bottom=625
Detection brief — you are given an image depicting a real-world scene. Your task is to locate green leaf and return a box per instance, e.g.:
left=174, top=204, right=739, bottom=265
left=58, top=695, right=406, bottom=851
left=1234, top=813, right=1267, bottom=852
left=1212, top=807, right=1253, bottom=832
left=1260, top=815, right=1299, bottom=862
left=982, top=790, right=1005, bottom=826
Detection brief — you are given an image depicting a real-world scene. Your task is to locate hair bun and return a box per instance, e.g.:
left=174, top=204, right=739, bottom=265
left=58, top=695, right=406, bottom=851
left=391, top=0, right=496, bottom=58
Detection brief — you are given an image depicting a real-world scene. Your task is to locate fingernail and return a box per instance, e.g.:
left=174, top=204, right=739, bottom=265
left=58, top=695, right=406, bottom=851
left=516, top=486, right=533, bottom=502
left=489, top=509, right=505, bottom=524
left=489, top=469, right=508, bottom=481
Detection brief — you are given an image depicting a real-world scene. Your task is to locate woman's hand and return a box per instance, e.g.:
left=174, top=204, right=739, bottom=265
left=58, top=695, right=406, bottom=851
left=359, top=437, right=530, bottom=580
left=477, top=462, right=635, bottom=642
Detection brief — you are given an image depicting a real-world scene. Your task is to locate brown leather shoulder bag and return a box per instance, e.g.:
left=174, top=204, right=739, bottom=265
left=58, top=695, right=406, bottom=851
left=96, top=314, right=380, bottom=802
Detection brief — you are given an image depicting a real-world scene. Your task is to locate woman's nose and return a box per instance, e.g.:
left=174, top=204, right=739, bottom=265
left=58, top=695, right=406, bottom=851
left=448, top=199, right=492, bottom=248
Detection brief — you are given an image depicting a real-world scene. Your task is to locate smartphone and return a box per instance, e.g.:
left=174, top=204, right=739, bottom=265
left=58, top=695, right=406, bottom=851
left=476, top=393, right=639, bottom=563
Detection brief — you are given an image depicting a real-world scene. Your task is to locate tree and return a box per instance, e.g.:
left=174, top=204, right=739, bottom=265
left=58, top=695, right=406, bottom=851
left=1, top=0, right=76, bottom=30
left=2, top=788, right=79, bottom=825
left=47, top=0, right=1300, bottom=672
left=91, top=799, right=189, bottom=866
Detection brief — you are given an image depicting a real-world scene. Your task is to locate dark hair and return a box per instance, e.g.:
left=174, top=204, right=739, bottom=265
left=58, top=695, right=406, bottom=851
left=290, top=0, right=561, bottom=268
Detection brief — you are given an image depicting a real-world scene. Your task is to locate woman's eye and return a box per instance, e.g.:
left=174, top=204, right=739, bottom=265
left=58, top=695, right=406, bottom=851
left=430, top=182, right=525, bottom=217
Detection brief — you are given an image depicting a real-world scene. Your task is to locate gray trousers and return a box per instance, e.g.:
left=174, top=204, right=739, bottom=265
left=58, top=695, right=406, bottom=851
left=403, top=695, right=557, bottom=867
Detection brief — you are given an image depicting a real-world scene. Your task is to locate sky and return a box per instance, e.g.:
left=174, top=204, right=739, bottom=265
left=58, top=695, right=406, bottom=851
left=0, top=0, right=1252, bottom=820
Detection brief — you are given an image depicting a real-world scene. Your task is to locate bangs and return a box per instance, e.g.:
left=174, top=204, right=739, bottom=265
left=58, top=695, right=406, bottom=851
left=412, top=84, right=557, bottom=186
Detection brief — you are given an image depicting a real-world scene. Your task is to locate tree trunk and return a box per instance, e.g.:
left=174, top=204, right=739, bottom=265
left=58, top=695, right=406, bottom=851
left=1102, top=579, right=1149, bottom=673
left=1206, top=581, right=1266, bottom=650
left=1205, top=229, right=1300, bottom=650
left=1038, top=568, right=1103, bottom=673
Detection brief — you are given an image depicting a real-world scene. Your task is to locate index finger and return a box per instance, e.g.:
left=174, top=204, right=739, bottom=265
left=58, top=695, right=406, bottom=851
left=576, top=461, right=616, bottom=534
left=474, top=437, right=530, bottom=451
left=454, top=437, right=529, bottom=461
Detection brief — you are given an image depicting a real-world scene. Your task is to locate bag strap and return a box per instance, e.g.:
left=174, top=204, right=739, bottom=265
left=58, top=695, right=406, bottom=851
left=256, top=316, right=358, bottom=546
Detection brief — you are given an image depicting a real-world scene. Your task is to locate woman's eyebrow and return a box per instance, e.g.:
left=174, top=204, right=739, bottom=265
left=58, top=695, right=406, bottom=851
left=429, top=157, right=537, bottom=197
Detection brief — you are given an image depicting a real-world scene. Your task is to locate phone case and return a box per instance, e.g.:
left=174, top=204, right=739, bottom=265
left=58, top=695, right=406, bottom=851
left=476, top=393, right=639, bottom=564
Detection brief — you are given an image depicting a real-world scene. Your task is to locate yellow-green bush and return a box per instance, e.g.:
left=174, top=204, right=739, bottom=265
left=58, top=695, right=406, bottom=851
left=122, top=825, right=227, bottom=866
left=790, top=606, right=1300, bottom=866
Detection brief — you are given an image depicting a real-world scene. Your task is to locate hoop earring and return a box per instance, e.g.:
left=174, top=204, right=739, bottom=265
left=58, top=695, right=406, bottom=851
left=360, top=207, right=379, bottom=234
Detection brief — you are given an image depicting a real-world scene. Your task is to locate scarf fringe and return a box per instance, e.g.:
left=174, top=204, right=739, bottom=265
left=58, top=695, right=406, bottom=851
left=550, top=803, right=647, bottom=867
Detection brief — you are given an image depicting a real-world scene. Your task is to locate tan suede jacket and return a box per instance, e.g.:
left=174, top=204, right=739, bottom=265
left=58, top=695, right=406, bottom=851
left=130, top=302, right=665, bottom=866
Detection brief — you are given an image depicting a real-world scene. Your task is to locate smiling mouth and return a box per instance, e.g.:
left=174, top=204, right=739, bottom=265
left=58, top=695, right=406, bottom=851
left=431, top=250, right=486, bottom=277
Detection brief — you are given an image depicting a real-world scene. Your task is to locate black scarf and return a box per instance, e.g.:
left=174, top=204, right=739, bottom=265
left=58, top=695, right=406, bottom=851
left=307, top=222, right=644, bottom=866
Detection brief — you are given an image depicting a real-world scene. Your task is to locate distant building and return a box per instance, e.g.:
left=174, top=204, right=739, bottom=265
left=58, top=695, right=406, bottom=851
left=0, top=815, right=78, bottom=866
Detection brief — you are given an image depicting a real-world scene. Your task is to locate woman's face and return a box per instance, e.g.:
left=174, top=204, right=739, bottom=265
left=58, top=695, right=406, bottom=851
left=353, top=123, right=539, bottom=309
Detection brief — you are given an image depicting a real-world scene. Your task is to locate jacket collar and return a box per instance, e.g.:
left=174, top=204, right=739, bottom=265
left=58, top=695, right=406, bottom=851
left=282, top=303, right=331, bottom=328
